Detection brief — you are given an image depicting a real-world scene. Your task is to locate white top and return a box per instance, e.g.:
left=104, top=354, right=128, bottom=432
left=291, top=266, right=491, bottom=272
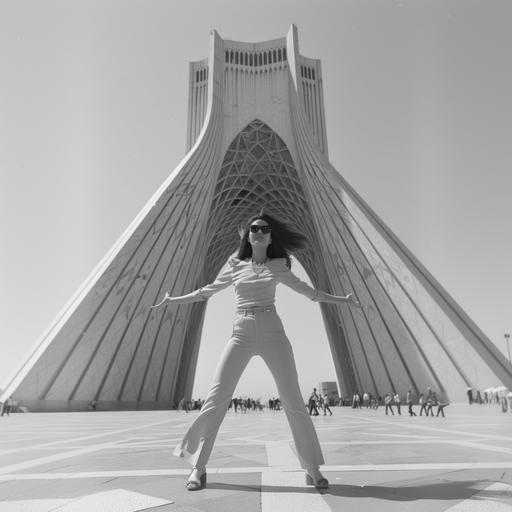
left=193, top=257, right=320, bottom=309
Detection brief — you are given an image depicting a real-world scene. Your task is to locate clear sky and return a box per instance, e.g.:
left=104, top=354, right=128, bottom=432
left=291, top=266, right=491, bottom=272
left=1, top=0, right=511, bottom=401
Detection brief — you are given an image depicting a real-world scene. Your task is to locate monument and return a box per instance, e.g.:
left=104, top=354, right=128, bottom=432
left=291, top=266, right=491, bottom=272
left=2, top=26, right=511, bottom=411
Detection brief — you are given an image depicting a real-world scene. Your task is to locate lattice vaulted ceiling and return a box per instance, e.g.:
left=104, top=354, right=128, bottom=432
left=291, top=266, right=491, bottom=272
left=204, top=119, right=319, bottom=283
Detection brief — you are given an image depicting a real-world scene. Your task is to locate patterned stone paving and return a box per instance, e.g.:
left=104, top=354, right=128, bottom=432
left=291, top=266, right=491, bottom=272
left=0, top=404, right=511, bottom=511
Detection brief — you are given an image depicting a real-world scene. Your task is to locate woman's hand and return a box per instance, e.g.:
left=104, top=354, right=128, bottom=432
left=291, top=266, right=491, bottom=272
left=151, top=292, right=171, bottom=309
left=345, top=293, right=363, bottom=308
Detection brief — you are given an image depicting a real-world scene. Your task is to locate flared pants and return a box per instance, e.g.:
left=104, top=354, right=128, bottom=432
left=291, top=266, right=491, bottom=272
left=173, top=306, right=325, bottom=469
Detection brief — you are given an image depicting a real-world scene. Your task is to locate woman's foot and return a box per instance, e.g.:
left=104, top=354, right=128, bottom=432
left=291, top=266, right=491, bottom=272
left=305, top=466, right=329, bottom=489
left=186, top=467, right=207, bottom=491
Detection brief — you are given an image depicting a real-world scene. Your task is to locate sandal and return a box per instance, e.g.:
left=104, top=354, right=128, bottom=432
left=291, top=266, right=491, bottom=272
left=305, top=467, right=329, bottom=489
left=186, top=467, right=207, bottom=491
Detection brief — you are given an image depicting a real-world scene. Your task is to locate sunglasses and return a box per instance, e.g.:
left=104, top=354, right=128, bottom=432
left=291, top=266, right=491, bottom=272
left=250, top=225, right=271, bottom=234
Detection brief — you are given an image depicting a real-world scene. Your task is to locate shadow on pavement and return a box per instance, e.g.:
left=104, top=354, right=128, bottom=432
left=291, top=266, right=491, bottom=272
left=206, top=479, right=503, bottom=502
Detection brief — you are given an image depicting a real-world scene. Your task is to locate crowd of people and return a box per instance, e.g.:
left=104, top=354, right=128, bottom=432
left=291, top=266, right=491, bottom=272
left=177, top=396, right=272, bottom=413
left=5, top=386, right=511, bottom=417
left=347, top=388, right=450, bottom=417
left=176, top=398, right=205, bottom=413
left=174, top=385, right=512, bottom=419
left=146, top=382, right=512, bottom=417
left=175, top=391, right=336, bottom=415
left=229, top=397, right=265, bottom=412
left=467, top=386, right=512, bottom=412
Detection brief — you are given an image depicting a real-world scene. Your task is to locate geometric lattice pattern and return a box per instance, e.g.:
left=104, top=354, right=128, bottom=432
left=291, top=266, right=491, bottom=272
left=204, top=119, right=318, bottom=280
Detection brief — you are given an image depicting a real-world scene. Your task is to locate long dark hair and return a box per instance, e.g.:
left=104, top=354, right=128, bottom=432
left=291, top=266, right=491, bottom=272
left=236, top=213, right=306, bottom=268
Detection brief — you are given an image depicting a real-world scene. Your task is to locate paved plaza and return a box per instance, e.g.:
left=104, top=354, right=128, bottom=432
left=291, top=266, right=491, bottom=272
left=0, top=404, right=511, bottom=511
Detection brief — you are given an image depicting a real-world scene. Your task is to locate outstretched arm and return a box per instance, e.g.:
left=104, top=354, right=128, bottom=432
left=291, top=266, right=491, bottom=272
left=272, top=259, right=362, bottom=309
left=151, top=258, right=236, bottom=308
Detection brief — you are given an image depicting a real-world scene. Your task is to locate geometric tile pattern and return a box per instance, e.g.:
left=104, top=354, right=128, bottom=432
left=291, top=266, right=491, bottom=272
left=1, top=406, right=512, bottom=511
left=0, top=490, right=172, bottom=512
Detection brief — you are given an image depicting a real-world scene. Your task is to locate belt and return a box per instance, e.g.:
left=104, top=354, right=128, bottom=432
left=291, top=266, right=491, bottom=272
left=236, top=305, right=275, bottom=314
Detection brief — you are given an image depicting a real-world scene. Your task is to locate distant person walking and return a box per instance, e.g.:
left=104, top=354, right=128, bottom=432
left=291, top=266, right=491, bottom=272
left=436, top=397, right=449, bottom=417
left=1, top=396, right=13, bottom=416
left=352, top=392, right=361, bottom=409
left=309, top=388, right=320, bottom=416
left=384, top=393, right=394, bottom=416
left=317, top=393, right=324, bottom=413
left=1, top=399, right=7, bottom=416
left=178, top=397, right=190, bottom=413
left=426, top=392, right=436, bottom=416
left=322, top=394, right=332, bottom=416
left=394, top=392, right=401, bottom=415
left=418, top=393, right=427, bottom=416
left=406, top=390, right=416, bottom=416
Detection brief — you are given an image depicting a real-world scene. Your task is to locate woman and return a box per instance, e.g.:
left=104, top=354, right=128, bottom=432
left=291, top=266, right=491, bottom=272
left=153, top=213, right=362, bottom=490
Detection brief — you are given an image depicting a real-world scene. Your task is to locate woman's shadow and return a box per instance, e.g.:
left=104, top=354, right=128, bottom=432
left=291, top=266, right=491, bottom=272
left=207, top=479, right=503, bottom=502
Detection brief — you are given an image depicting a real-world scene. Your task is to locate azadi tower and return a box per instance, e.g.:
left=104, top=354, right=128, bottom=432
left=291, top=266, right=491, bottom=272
left=3, top=26, right=511, bottom=411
